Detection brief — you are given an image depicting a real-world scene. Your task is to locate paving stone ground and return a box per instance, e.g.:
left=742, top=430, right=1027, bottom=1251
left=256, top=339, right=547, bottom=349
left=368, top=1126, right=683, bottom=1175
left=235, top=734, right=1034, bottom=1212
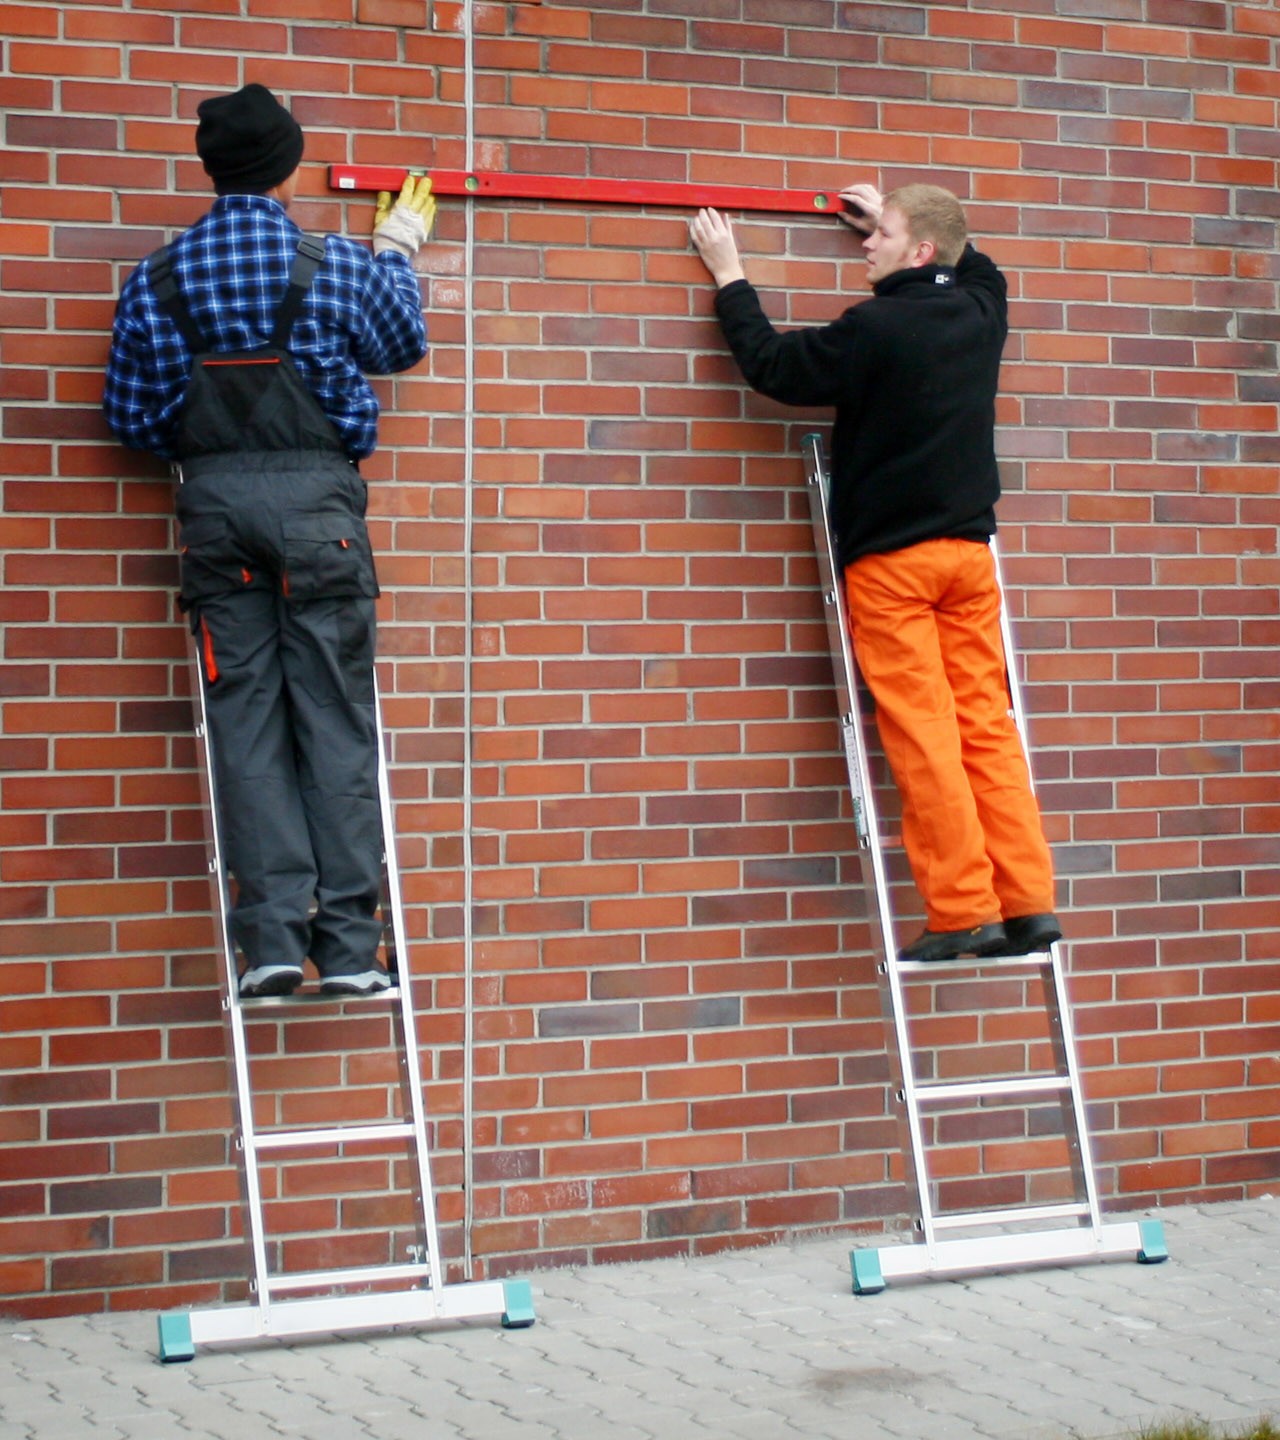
left=3, top=1198, right=1278, bottom=1440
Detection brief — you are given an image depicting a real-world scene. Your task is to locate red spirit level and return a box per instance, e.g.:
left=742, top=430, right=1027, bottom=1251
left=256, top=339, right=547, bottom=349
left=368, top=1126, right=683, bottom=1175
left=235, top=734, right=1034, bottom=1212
left=329, top=166, right=842, bottom=216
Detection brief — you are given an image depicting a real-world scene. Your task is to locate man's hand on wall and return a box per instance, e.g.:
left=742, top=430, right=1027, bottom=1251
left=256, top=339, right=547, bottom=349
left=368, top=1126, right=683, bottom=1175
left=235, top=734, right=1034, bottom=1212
left=689, top=207, right=747, bottom=289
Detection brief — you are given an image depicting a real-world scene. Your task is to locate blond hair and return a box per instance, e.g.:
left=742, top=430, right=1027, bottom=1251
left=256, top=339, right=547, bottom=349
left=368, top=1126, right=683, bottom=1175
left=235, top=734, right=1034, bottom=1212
left=884, top=184, right=968, bottom=266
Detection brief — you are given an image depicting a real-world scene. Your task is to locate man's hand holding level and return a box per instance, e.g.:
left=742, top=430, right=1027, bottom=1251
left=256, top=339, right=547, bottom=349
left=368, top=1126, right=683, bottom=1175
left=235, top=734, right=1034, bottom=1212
left=373, top=174, right=436, bottom=258
left=839, top=182, right=883, bottom=235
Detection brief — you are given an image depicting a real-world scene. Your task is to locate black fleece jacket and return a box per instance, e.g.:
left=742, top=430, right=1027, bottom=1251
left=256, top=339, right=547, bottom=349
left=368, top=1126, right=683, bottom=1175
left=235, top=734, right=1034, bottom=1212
left=713, top=245, right=1008, bottom=566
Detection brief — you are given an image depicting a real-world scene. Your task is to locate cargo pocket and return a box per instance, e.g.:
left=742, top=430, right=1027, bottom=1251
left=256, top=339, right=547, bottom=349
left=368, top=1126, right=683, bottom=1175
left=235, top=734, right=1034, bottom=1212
left=177, top=513, right=239, bottom=611
left=281, top=508, right=380, bottom=603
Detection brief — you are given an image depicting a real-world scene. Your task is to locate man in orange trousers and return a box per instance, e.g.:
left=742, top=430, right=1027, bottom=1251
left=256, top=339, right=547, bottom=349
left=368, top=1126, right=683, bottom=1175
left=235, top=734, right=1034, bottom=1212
left=691, top=182, right=1060, bottom=962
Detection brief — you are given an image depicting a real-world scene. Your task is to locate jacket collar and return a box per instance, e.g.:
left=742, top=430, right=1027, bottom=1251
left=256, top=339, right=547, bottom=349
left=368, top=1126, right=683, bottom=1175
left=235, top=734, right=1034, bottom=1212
left=873, top=263, right=956, bottom=298
left=211, top=192, right=289, bottom=216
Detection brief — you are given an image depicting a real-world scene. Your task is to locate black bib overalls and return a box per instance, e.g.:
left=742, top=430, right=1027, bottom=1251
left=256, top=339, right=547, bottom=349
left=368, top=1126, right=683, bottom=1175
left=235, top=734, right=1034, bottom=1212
left=150, top=239, right=384, bottom=984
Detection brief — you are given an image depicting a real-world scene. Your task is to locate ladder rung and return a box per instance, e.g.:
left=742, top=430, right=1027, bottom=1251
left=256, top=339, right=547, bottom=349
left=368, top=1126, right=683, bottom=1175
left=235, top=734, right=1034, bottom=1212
left=893, top=951, right=1053, bottom=976
left=931, top=1201, right=1091, bottom=1232
left=914, top=1075, right=1069, bottom=1105
left=238, top=986, right=402, bottom=1007
left=250, top=1121, right=415, bottom=1152
left=265, top=1260, right=432, bottom=1295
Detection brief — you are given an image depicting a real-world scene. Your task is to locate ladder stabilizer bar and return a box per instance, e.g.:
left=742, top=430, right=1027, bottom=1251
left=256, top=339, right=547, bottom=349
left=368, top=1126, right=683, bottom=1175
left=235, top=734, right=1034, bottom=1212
left=853, top=1218, right=1163, bottom=1293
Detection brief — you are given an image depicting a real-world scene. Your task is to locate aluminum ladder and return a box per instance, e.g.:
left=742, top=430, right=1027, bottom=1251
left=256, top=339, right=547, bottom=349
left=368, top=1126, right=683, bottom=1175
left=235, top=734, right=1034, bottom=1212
left=801, top=432, right=1167, bottom=1293
left=156, top=658, right=534, bottom=1360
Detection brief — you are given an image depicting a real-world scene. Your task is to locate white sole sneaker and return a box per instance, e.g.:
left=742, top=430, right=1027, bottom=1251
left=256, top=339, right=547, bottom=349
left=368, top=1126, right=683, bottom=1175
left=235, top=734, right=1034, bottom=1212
left=238, top=964, right=304, bottom=998
left=319, top=969, right=392, bottom=997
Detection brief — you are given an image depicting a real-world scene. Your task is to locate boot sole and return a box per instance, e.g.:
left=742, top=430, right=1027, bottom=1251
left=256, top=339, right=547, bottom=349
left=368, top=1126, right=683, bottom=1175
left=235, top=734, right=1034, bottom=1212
left=239, top=969, right=304, bottom=999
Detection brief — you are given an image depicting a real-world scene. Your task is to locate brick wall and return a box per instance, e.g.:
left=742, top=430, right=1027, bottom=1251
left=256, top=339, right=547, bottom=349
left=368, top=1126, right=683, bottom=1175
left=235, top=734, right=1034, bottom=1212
left=2, top=0, right=1278, bottom=1317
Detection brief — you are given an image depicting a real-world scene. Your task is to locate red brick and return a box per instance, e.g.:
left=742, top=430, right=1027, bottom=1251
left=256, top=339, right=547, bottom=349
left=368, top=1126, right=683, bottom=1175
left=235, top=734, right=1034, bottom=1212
left=10, top=43, right=121, bottom=79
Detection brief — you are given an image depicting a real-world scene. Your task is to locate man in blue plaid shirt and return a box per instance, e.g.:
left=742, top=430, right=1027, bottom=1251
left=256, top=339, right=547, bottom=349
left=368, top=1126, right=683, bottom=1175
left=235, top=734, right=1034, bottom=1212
left=104, top=84, right=435, bottom=1000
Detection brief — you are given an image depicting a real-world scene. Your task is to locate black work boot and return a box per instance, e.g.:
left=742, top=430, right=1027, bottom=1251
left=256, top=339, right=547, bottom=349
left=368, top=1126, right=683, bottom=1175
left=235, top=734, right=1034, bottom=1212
left=898, top=922, right=1007, bottom=963
left=999, top=913, right=1062, bottom=955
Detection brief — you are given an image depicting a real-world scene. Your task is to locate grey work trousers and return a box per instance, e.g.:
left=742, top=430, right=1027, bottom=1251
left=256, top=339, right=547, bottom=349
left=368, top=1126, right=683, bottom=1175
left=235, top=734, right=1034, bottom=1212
left=176, top=450, right=383, bottom=979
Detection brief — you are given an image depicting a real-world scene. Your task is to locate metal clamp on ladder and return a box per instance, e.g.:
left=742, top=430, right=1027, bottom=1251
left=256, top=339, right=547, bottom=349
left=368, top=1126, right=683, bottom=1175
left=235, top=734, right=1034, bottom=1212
left=801, top=433, right=1168, bottom=1294
left=156, top=650, right=535, bottom=1361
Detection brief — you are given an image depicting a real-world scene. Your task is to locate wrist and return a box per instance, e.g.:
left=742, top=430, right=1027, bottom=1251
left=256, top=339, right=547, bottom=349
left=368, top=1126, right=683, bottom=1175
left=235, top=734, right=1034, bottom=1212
left=373, top=236, right=414, bottom=259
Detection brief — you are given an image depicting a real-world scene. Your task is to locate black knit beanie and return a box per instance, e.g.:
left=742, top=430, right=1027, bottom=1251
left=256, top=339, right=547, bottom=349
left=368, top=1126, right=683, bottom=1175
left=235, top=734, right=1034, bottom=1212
left=195, top=84, right=304, bottom=195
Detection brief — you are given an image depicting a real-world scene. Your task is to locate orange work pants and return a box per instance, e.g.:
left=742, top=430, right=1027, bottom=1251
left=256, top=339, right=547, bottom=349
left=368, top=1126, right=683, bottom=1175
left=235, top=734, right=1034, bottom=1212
left=843, top=537, right=1055, bottom=932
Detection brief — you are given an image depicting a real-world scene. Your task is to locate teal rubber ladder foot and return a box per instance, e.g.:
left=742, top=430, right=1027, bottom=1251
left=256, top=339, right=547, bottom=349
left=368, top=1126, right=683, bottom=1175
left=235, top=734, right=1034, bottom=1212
left=851, top=1247, right=886, bottom=1295
left=156, top=1311, right=195, bottom=1363
left=500, top=1278, right=536, bottom=1328
left=1137, top=1217, right=1169, bottom=1264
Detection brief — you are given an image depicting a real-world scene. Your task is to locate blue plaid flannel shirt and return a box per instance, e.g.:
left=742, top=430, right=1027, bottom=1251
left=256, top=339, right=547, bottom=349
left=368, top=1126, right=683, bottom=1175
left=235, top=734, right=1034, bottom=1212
left=103, top=194, right=427, bottom=461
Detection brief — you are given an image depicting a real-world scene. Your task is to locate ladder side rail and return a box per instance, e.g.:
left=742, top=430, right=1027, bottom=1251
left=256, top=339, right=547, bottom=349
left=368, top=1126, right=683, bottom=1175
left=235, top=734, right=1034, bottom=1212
left=372, top=671, right=447, bottom=1295
left=801, top=433, right=940, bottom=1248
left=188, top=639, right=276, bottom=1314
left=1041, top=951, right=1105, bottom=1228
left=990, top=537, right=1035, bottom=764
left=989, top=540, right=1104, bottom=1231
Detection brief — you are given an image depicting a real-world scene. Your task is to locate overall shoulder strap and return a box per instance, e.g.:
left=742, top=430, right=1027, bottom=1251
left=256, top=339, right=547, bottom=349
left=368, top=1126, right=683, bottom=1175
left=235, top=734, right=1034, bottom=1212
left=146, top=246, right=207, bottom=354
left=270, top=234, right=327, bottom=349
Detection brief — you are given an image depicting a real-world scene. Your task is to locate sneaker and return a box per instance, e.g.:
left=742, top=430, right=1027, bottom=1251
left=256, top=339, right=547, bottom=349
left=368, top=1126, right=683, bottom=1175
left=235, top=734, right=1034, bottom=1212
left=238, top=963, right=304, bottom=999
left=898, top=922, right=1007, bottom=963
left=999, top=913, right=1062, bottom=955
left=319, top=966, right=393, bottom=997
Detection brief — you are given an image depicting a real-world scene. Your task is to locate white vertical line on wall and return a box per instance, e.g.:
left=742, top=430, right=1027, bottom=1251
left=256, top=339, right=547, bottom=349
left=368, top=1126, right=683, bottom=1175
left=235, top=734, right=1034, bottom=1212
left=460, top=0, right=478, bottom=1276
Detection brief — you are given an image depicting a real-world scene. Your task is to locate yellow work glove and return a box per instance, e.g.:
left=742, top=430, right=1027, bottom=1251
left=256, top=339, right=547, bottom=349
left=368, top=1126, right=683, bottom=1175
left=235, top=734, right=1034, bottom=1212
left=372, top=174, right=436, bottom=259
